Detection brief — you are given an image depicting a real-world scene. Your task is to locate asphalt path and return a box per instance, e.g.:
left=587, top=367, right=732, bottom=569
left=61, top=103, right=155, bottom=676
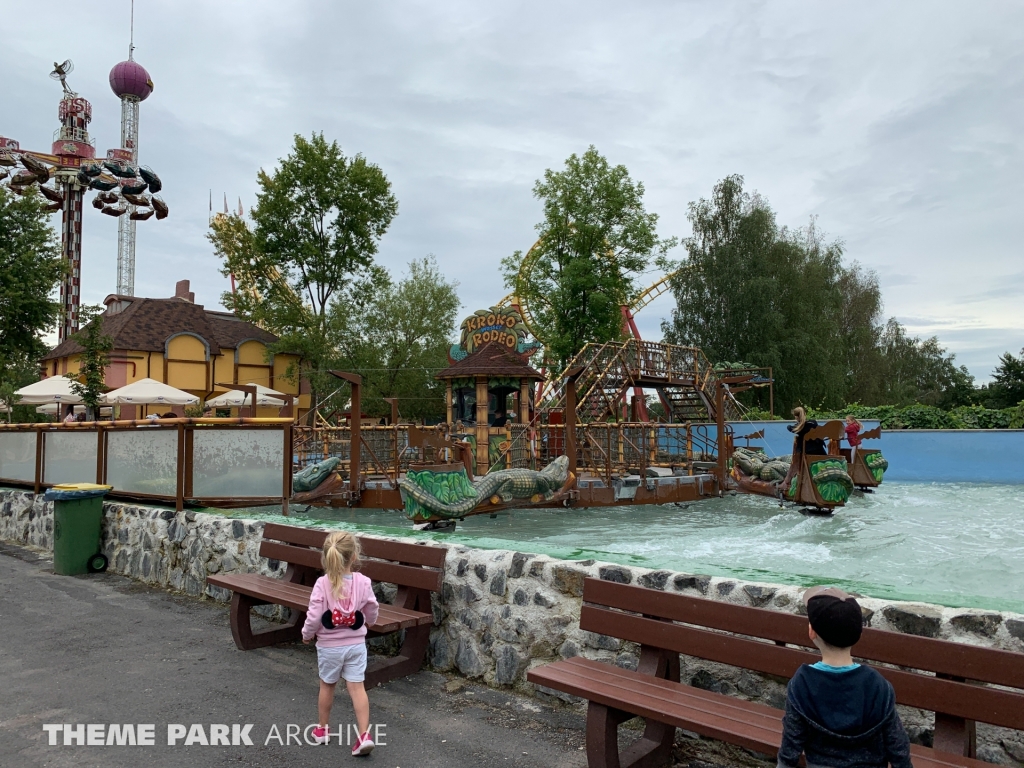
left=0, top=541, right=589, bottom=768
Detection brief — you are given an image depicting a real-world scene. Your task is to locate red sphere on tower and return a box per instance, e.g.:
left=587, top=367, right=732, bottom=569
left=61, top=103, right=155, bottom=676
left=109, top=60, right=153, bottom=101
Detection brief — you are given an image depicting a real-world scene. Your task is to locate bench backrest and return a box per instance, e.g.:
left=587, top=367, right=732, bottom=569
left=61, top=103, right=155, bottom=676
left=259, top=522, right=446, bottom=593
left=580, top=578, right=1024, bottom=732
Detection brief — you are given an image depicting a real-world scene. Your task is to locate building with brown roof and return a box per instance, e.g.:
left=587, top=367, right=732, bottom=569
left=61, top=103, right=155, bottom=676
left=41, top=280, right=309, bottom=418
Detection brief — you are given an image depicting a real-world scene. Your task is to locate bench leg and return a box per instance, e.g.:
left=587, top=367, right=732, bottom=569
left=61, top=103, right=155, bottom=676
left=586, top=702, right=674, bottom=768
left=934, top=713, right=976, bottom=758
left=364, top=623, right=431, bottom=687
left=229, top=592, right=304, bottom=651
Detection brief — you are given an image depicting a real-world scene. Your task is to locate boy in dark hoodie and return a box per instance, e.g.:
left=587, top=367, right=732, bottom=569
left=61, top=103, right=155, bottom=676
left=777, top=586, right=913, bottom=768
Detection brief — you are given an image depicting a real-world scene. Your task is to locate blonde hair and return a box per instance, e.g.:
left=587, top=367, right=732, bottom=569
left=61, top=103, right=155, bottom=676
left=792, top=406, right=806, bottom=429
left=845, top=414, right=863, bottom=429
left=321, top=531, right=361, bottom=601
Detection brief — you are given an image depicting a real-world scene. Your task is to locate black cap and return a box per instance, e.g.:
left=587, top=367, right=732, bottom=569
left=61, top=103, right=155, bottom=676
left=803, top=586, right=863, bottom=648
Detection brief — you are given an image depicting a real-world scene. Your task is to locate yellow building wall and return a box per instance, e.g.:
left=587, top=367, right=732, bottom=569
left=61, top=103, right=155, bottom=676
left=273, top=354, right=300, bottom=394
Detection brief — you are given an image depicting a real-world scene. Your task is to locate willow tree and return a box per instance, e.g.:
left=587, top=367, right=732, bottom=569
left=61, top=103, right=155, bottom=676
left=210, top=133, right=398, bottom=409
left=502, top=146, right=676, bottom=374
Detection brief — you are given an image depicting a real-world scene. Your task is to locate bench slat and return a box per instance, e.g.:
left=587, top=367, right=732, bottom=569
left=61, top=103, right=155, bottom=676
left=261, top=524, right=447, bottom=569
left=583, top=579, right=1024, bottom=690
left=360, top=537, right=447, bottom=568
left=259, top=540, right=324, bottom=571
left=582, top=605, right=1024, bottom=731
left=360, top=559, right=443, bottom=593
left=528, top=658, right=993, bottom=768
left=206, top=573, right=430, bottom=633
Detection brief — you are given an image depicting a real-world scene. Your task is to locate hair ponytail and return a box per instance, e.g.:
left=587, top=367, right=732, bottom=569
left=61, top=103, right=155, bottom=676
left=321, top=531, right=361, bottom=601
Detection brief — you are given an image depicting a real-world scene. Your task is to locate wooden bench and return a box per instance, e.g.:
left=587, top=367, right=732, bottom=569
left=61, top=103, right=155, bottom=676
left=207, top=523, right=446, bottom=687
left=528, top=578, right=1024, bottom=768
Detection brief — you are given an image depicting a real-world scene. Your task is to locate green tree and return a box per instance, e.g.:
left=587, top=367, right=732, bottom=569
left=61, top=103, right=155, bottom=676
left=0, top=185, right=63, bottom=394
left=874, top=319, right=975, bottom=407
left=983, top=349, right=1024, bottom=409
left=329, top=257, right=461, bottom=420
left=68, top=306, right=113, bottom=420
left=661, top=175, right=877, bottom=411
left=502, top=146, right=676, bottom=374
left=212, top=133, right=399, bottom=411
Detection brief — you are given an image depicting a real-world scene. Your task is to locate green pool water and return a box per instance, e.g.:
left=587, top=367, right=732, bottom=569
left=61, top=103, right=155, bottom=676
left=215, top=482, right=1024, bottom=614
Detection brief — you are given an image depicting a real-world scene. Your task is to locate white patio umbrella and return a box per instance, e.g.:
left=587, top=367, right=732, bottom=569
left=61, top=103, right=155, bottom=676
left=100, top=378, right=199, bottom=406
left=205, top=383, right=287, bottom=408
left=36, top=403, right=86, bottom=415
left=13, top=375, right=84, bottom=404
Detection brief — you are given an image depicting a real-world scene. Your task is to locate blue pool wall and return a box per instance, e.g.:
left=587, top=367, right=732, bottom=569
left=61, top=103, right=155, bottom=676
left=724, top=421, right=1024, bottom=484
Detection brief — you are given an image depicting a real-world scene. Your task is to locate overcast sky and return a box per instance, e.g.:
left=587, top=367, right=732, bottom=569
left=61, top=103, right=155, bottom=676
left=2, top=1, right=1021, bottom=381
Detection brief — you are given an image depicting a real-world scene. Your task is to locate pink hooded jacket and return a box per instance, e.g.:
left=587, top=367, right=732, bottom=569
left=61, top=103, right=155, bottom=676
left=301, top=572, right=380, bottom=648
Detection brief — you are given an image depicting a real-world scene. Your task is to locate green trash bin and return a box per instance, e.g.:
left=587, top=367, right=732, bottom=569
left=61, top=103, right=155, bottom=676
left=44, top=483, right=112, bottom=576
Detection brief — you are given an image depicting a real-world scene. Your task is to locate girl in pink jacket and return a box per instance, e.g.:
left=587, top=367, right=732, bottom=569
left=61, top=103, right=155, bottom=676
left=302, top=530, right=379, bottom=755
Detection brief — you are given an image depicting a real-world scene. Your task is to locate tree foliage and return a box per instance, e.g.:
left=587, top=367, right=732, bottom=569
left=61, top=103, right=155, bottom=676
left=0, top=186, right=63, bottom=389
left=68, top=305, right=113, bottom=420
left=982, top=349, right=1024, bottom=409
left=329, top=257, right=461, bottom=421
left=661, top=175, right=875, bottom=410
left=502, top=146, right=676, bottom=374
left=212, top=133, right=399, bottom=407
left=661, top=175, right=974, bottom=413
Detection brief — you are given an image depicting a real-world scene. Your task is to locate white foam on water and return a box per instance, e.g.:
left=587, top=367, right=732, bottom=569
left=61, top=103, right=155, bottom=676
left=219, top=481, right=1024, bottom=613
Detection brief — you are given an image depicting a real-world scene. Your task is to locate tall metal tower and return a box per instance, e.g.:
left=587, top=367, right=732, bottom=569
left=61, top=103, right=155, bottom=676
left=109, top=28, right=153, bottom=296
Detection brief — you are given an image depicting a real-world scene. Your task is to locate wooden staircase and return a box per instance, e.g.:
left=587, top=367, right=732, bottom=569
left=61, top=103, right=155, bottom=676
left=543, top=340, right=734, bottom=423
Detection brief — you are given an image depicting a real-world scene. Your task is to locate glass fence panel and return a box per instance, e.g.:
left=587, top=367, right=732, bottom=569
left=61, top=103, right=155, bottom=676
left=192, top=428, right=284, bottom=499
left=43, top=431, right=97, bottom=486
left=106, top=429, right=178, bottom=496
left=0, top=432, right=37, bottom=482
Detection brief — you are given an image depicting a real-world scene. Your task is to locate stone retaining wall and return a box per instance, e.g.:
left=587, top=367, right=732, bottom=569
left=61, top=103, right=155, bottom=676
left=3, top=488, right=1023, bottom=765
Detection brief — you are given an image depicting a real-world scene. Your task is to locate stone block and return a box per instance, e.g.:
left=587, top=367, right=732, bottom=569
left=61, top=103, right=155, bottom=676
left=598, top=565, right=632, bottom=584
left=513, top=588, right=529, bottom=606
left=493, top=644, right=523, bottom=685
left=638, top=570, right=670, bottom=590
left=528, top=560, right=545, bottom=578
left=742, top=585, right=776, bottom=607
left=473, top=563, right=488, bottom=582
left=455, top=637, right=486, bottom=678
left=949, top=612, right=1002, bottom=637
left=489, top=569, right=507, bottom=597
left=509, top=552, right=535, bottom=578
left=1007, top=619, right=1024, bottom=644
left=582, top=631, right=622, bottom=651
left=691, top=669, right=734, bottom=695
left=532, top=590, right=556, bottom=609
left=456, top=557, right=469, bottom=577
left=550, top=564, right=586, bottom=597
left=716, top=581, right=736, bottom=596
left=883, top=604, right=942, bottom=638
left=673, top=574, right=710, bottom=594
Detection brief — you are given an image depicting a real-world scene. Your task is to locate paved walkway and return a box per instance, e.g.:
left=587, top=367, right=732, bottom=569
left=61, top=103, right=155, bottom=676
left=0, top=542, right=589, bottom=768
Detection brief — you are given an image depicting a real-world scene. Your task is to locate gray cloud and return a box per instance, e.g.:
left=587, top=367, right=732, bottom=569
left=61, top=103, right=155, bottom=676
left=2, top=0, right=1021, bottom=382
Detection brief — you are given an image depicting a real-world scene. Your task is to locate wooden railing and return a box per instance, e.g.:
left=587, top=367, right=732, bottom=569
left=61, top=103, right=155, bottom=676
left=292, top=420, right=727, bottom=484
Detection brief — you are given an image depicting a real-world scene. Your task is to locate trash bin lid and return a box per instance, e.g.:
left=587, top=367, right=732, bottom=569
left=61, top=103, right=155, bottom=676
left=43, top=483, right=113, bottom=501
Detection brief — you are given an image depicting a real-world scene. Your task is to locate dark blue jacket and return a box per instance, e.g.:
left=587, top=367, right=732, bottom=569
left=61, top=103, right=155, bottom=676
left=777, top=664, right=912, bottom=768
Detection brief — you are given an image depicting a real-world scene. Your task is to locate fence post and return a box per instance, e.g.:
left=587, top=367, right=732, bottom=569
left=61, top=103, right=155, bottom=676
left=175, top=423, right=185, bottom=512
left=34, top=428, right=44, bottom=494
left=95, top=425, right=104, bottom=484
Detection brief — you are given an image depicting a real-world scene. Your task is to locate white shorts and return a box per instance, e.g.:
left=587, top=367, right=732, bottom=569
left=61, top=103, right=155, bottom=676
left=317, top=643, right=367, bottom=684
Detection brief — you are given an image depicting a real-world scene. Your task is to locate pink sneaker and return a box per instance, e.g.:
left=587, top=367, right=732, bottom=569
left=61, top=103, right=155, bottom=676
left=311, top=726, right=329, bottom=745
left=352, top=730, right=374, bottom=756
